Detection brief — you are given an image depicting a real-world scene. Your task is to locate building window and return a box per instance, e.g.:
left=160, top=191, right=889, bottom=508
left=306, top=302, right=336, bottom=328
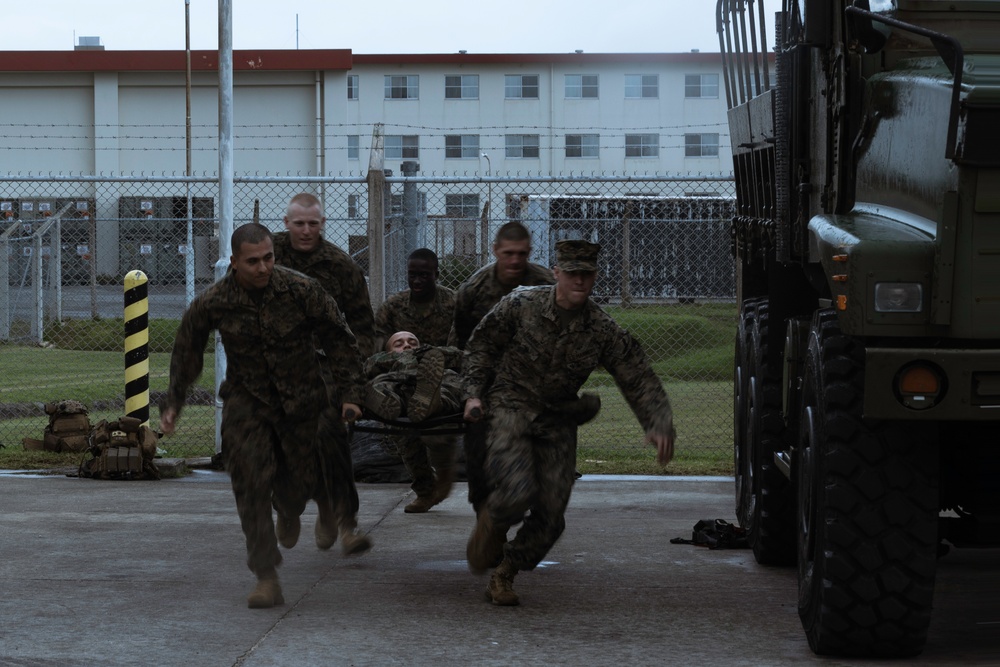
left=385, top=135, right=419, bottom=159
left=625, top=74, right=658, bottom=99
left=348, top=194, right=358, bottom=218
left=505, top=74, right=539, bottom=99
left=384, top=75, right=419, bottom=99
left=565, top=134, right=599, bottom=158
left=445, top=134, right=480, bottom=158
left=505, top=134, right=540, bottom=158
left=347, top=75, right=359, bottom=100
left=445, top=193, right=480, bottom=219
left=625, top=133, right=659, bottom=157
left=445, top=74, right=479, bottom=99
left=685, top=133, right=720, bottom=157
left=685, top=73, right=719, bottom=98
left=347, top=135, right=359, bottom=160
left=565, top=74, right=599, bottom=99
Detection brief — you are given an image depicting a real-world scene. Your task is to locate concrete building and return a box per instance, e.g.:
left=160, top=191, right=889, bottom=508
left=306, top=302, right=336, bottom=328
left=0, top=48, right=731, bottom=178
left=0, top=48, right=736, bottom=285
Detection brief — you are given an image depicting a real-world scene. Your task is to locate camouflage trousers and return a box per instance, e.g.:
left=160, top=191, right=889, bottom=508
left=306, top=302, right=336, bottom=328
left=394, top=432, right=458, bottom=497
left=481, top=407, right=578, bottom=571
left=375, top=370, right=464, bottom=495
left=222, top=387, right=357, bottom=576
left=367, top=368, right=464, bottom=419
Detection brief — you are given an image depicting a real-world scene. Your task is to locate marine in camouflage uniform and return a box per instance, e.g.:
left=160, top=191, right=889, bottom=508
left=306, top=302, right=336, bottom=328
left=365, top=330, right=464, bottom=513
left=463, top=239, right=675, bottom=606
left=450, top=260, right=554, bottom=350
left=375, top=249, right=460, bottom=512
left=161, top=224, right=369, bottom=609
left=272, top=193, right=376, bottom=548
left=363, top=344, right=465, bottom=420
left=272, top=230, right=375, bottom=357
left=451, top=222, right=556, bottom=515
left=375, top=285, right=456, bottom=351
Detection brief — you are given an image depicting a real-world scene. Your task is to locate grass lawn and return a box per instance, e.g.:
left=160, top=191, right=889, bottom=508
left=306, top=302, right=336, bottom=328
left=1, top=301, right=737, bottom=474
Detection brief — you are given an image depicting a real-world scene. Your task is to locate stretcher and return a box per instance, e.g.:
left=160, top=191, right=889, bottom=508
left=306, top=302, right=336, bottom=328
left=347, top=410, right=471, bottom=436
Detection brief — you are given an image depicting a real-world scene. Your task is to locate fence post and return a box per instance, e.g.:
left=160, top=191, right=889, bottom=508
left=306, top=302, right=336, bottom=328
left=620, top=200, right=633, bottom=307
left=0, top=219, right=17, bottom=340
left=367, top=123, right=386, bottom=309
left=124, top=270, right=150, bottom=425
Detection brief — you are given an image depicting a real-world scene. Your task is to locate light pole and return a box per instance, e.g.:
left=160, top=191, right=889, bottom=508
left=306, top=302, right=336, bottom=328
left=480, top=153, right=491, bottom=264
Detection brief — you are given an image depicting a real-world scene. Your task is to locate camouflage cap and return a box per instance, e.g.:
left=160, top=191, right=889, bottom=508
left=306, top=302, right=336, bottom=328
left=555, top=239, right=600, bottom=272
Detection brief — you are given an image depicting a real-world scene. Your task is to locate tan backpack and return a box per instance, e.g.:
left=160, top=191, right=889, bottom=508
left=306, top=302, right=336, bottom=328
left=78, top=416, right=161, bottom=480
left=22, top=400, right=92, bottom=453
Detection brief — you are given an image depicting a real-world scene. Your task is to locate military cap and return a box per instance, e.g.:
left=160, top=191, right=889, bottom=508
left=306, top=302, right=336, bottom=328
left=555, top=239, right=600, bottom=272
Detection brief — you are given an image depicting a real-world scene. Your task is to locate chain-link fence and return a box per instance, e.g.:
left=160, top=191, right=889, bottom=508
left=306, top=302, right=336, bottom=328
left=0, top=174, right=736, bottom=465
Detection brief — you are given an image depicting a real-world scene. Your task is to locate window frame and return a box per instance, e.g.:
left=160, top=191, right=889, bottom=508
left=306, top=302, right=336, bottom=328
left=625, top=133, right=660, bottom=158
left=445, top=193, right=481, bottom=219
left=684, top=133, right=720, bottom=157
left=624, top=73, right=659, bottom=99
left=444, top=134, right=481, bottom=159
left=505, top=74, right=540, bottom=100
left=565, top=133, right=600, bottom=159
left=684, top=73, right=720, bottom=99
left=445, top=74, right=480, bottom=100
left=347, top=135, right=359, bottom=160
left=505, top=134, right=540, bottom=159
left=564, top=74, right=599, bottom=99
left=347, top=74, right=359, bottom=100
left=384, top=74, right=419, bottom=100
left=385, top=134, right=420, bottom=159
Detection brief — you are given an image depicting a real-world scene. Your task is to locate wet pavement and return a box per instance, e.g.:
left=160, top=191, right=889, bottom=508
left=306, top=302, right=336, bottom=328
left=1, top=473, right=997, bottom=666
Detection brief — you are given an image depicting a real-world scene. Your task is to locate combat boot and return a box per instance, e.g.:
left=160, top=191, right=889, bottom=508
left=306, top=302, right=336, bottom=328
left=404, top=494, right=438, bottom=513
left=247, top=569, right=284, bottom=609
left=467, top=509, right=506, bottom=574
left=314, top=501, right=337, bottom=550
left=340, top=526, right=373, bottom=556
left=486, top=558, right=519, bottom=606
left=364, top=384, right=402, bottom=420
left=408, top=348, right=445, bottom=422
left=275, top=512, right=300, bottom=549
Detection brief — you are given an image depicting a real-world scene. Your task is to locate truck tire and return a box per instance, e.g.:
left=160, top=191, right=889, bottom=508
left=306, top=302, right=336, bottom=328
left=797, top=310, right=939, bottom=657
left=734, top=298, right=755, bottom=526
left=736, top=298, right=796, bottom=565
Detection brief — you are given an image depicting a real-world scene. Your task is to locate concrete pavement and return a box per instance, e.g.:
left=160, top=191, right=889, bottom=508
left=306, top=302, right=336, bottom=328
left=0, top=473, right=997, bottom=666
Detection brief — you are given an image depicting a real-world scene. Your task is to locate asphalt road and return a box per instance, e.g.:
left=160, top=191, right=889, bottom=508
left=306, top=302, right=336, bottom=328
left=1, top=473, right=997, bottom=666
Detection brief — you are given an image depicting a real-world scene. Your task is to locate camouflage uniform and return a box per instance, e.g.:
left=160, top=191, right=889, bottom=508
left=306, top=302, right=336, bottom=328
left=272, top=230, right=375, bottom=525
left=374, top=286, right=456, bottom=351
left=451, top=261, right=554, bottom=512
left=450, top=261, right=554, bottom=350
left=364, top=346, right=464, bottom=499
left=164, top=266, right=366, bottom=578
left=374, top=287, right=458, bottom=495
left=464, top=284, right=674, bottom=572
left=272, top=231, right=375, bottom=357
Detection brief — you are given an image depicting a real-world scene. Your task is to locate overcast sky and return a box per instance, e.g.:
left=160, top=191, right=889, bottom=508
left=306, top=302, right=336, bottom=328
left=4, top=0, right=778, bottom=54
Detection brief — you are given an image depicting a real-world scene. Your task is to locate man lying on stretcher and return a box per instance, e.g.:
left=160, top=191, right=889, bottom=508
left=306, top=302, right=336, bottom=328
left=361, top=330, right=465, bottom=422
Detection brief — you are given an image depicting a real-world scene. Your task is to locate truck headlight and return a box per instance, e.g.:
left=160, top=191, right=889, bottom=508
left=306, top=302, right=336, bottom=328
left=874, top=282, right=923, bottom=313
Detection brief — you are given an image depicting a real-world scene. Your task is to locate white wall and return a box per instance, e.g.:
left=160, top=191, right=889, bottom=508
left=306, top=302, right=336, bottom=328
left=0, top=56, right=735, bottom=178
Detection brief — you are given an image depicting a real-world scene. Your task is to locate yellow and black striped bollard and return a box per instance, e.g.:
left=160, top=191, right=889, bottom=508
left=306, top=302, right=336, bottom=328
left=124, top=270, right=150, bottom=425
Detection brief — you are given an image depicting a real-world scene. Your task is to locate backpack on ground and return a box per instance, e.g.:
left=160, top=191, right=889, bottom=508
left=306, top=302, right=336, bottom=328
left=22, top=400, right=92, bottom=453
left=78, top=416, right=161, bottom=480
left=670, top=519, right=749, bottom=550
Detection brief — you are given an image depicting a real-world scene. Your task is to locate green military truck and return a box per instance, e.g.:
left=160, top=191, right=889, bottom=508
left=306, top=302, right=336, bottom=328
left=717, top=0, right=1000, bottom=657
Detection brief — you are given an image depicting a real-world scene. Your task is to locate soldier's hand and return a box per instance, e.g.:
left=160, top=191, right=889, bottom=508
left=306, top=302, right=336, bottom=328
left=464, top=398, right=484, bottom=422
left=647, top=428, right=674, bottom=466
left=160, top=407, right=178, bottom=435
left=343, top=403, right=362, bottom=423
